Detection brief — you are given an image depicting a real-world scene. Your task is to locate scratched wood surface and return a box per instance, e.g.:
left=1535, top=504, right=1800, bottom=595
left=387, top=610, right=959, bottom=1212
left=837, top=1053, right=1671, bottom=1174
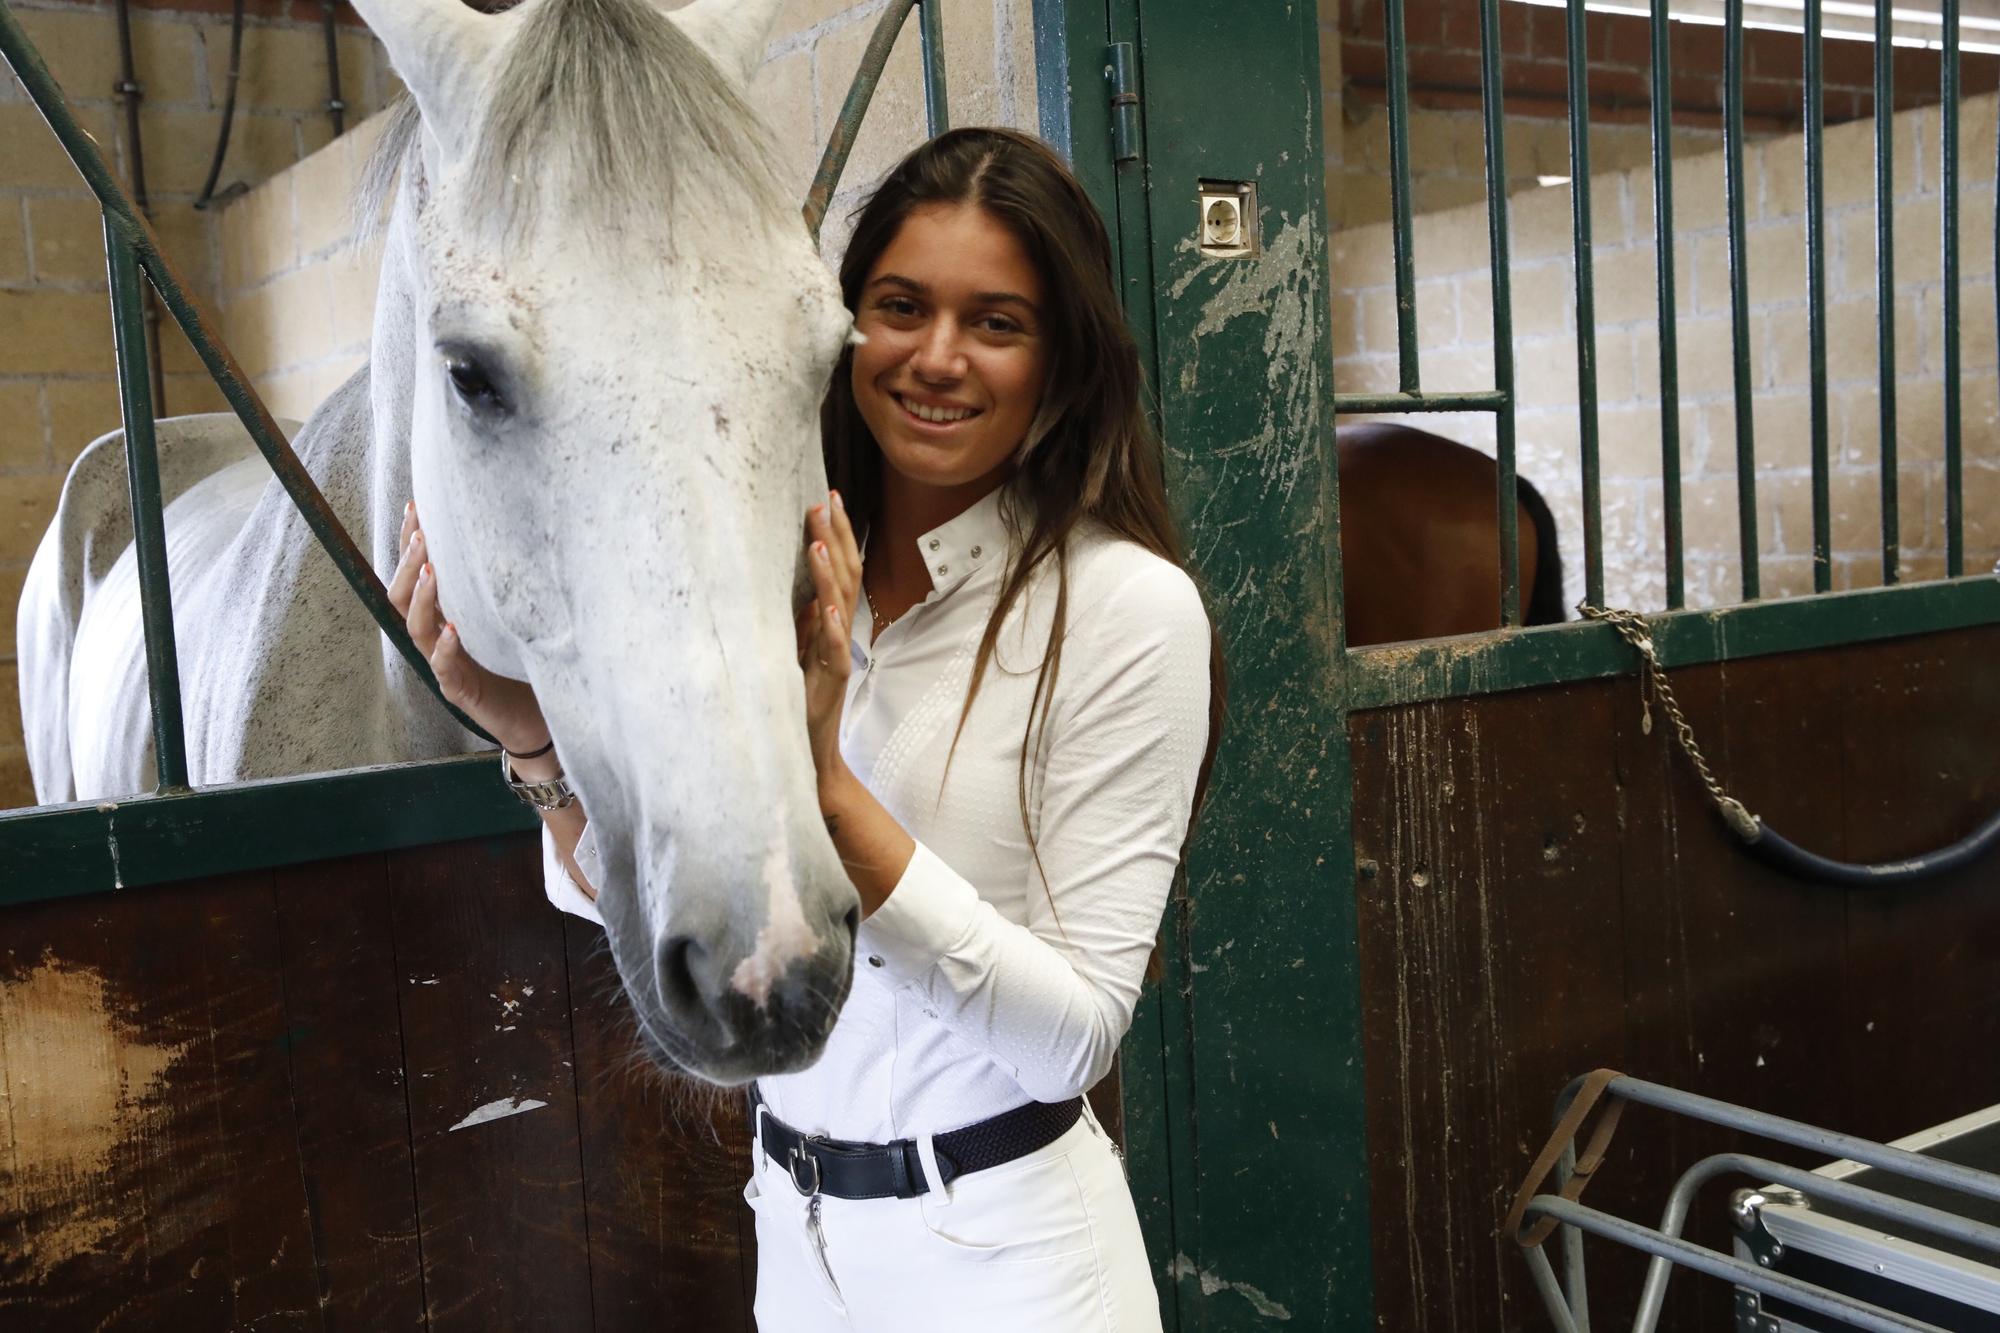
left=0, top=834, right=755, bottom=1332
left=1352, top=624, right=2000, bottom=1332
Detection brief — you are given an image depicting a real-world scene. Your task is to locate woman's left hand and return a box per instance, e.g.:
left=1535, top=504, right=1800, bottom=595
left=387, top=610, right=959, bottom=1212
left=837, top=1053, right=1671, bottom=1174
left=797, top=490, right=862, bottom=792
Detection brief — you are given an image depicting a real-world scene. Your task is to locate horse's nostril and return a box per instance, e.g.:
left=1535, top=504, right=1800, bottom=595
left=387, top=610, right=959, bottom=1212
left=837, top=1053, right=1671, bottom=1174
left=655, top=934, right=707, bottom=1019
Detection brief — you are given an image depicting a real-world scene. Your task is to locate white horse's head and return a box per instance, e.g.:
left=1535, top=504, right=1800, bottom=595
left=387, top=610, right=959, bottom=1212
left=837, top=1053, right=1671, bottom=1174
left=354, top=0, right=858, bottom=1083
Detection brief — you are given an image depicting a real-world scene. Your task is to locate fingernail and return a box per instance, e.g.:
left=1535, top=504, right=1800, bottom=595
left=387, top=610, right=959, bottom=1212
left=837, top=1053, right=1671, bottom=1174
left=405, top=500, right=414, bottom=516
left=814, top=542, right=828, bottom=561
left=418, top=563, right=431, bottom=584
left=831, top=489, right=844, bottom=512
left=831, top=606, right=844, bottom=629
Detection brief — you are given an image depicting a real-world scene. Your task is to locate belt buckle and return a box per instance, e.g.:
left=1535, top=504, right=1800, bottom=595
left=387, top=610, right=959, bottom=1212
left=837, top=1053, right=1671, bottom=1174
left=789, top=1135, right=824, bottom=1197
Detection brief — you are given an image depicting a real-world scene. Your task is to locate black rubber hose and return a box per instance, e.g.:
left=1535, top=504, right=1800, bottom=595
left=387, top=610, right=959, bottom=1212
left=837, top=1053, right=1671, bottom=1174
left=194, top=0, right=245, bottom=211
left=1739, top=806, right=2000, bottom=887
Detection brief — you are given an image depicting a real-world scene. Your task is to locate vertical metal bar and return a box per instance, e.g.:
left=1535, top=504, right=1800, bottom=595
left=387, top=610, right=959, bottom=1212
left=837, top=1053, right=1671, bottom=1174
left=1805, top=0, right=1831, bottom=592
left=1942, top=0, right=1964, bottom=577
left=1876, top=0, right=1900, bottom=585
left=1384, top=0, right=1421, bottom=394
left=1567, top=0, right=1604, bottom=608
left=1651, top=0, right=1685, bottom=609
left=1478, top=0, right=1522, bottom=626
left=110, top=0, right=166, bottom=419
left=321, top=0, right=347, bottom=138
left=916, top=0, right=948, bottom=137
left=105, top=219, right=189, bottom=792
left=1724, top=0, right=1761, bottom=599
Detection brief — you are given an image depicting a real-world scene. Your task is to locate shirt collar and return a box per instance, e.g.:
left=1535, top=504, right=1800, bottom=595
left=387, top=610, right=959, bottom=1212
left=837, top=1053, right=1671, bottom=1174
left=913, top=485, right=1011, bottom=599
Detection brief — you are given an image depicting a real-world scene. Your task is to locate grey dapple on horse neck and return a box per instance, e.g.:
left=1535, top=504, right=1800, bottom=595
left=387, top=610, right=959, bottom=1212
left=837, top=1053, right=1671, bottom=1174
left=16, top=0, right=861, bottom=1084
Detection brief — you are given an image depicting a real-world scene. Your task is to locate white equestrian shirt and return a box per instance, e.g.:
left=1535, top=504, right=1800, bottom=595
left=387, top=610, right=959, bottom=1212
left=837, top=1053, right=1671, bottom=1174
left=542, top=486, right=1211, bottom=1142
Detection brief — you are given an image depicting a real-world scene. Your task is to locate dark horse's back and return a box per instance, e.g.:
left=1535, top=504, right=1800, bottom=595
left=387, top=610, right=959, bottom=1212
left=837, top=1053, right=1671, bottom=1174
left=1336, top=422, right=1564, bottom=647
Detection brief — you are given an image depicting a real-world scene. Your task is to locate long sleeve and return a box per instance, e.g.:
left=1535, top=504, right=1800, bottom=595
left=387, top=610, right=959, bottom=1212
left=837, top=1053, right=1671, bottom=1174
left=857, top=560, right=1211, bottom=1103
left=542, top=821, right=606, bottom=927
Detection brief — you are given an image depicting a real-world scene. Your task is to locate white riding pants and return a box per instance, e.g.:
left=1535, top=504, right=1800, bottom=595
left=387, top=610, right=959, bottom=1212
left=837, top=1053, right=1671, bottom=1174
left=744, top=1102, right=1163, bottom=1332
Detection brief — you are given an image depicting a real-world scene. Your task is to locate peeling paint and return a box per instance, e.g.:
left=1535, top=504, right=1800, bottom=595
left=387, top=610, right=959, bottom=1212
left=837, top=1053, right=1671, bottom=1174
left=1170, top=1252, right=1295, bottom=1320
left=0, top=958, right=187, bottom=1280
left=447, top=1096, right=548, bottom=1133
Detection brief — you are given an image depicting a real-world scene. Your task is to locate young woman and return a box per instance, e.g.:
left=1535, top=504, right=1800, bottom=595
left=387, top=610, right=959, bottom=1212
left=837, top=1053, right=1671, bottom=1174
left=389, top=127, right=1224, bottom=1332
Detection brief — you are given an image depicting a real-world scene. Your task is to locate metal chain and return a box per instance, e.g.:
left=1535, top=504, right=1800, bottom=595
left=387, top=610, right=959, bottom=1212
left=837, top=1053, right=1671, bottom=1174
left=1578, top=605, right=1762, bottom=843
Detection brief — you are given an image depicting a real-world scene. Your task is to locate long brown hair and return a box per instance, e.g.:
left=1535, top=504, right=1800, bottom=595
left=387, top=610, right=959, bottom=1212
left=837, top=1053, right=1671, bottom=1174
left=823, top=128, right=1227, bottom=936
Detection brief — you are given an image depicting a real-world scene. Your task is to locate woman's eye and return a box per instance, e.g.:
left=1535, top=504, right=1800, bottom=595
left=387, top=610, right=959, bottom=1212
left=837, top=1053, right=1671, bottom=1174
left=876, top=297, right=921, bottom=319
left=445, top=357, right=507, bottom=415
left=977, top=315, right=1023, bottom=336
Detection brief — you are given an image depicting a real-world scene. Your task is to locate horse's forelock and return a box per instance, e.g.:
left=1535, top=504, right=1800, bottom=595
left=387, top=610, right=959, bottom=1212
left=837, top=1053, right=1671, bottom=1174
left=463, top=0, right=791, bottom=236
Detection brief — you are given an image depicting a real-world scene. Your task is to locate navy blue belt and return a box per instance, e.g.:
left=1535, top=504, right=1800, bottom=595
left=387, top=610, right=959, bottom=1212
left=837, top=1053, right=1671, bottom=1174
left=754, top=1094, right=1084, bottom=1200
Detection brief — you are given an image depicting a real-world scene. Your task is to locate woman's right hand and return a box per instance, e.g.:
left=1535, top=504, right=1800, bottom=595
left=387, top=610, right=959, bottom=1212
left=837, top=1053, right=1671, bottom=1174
left=387, top=501, right=553, bottom=761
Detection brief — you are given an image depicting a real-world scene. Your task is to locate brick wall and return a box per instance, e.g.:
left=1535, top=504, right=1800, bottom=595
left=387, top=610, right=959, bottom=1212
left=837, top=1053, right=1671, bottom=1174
left=1, top=0, right=397, bottom=808
left=1331, top=93, right=2000, bottom=611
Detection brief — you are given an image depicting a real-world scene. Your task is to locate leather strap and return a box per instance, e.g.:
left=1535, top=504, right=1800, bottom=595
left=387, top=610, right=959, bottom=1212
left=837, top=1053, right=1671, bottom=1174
left=1504, top=1068, right=1629, bottom=1249
left=756, top=1096, right=1084, bottom=1201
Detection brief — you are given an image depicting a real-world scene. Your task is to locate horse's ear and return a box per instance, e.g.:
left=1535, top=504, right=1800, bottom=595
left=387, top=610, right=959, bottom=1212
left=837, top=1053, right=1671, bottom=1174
left=349, top=0, right=509, bottom=158
left=672, top=0, right=784, bottom=87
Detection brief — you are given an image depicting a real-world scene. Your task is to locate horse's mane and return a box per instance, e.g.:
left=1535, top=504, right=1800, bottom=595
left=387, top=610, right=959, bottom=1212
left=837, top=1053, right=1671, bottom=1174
left=353, top=0, right=789, bottom=241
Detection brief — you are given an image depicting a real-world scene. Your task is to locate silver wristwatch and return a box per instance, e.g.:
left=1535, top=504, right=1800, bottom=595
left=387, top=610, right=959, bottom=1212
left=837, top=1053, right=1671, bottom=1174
left=500, top=748, right=576, bottom=810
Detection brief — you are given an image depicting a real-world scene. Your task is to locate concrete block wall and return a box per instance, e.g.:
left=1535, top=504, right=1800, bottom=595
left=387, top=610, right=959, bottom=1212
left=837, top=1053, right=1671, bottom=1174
left=1330, top=92, right=2000, bottom=612
left=1, top=0, right=397, bottom=808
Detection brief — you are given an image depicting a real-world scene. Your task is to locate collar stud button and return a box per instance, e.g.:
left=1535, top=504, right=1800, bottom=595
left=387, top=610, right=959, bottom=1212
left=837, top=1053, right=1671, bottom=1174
left=928, top=539, right=941, bottom=551
left=970, top=545, right=983, bottom=558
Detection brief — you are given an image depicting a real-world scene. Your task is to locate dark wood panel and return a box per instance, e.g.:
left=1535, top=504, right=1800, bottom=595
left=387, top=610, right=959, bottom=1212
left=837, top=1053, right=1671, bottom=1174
left=562, top=916, right=754, bottom=1333
left=388, top=836, right=596, bottom=1331
left=0, top=871, right=322, bottom=1331
left=1355, top=625, right=2000, bottom=1333
left=271, top=852, right=426, bottom=1331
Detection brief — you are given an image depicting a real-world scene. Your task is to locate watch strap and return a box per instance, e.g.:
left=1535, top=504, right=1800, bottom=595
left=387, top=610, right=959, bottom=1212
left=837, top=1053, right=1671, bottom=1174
left=501, top=749, right=576, bottom=810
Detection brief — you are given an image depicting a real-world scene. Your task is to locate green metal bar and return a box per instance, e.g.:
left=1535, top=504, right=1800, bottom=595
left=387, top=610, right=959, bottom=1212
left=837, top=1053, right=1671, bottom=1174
left=1384, top=0, right=1421, bottom=394
left=1805, top=0, right=1832, bottom=592
left=1480, top=0, right=1523, bottom=626
left=916, top=0, right=948, bottom=137
left=1942, top=0, right=1964, bottom=577
left=0, top=3, right=494, bottom=749
left=1345, top=577, right=2000, bottom=711
left=1566, top=0, right=1605, bottom=607
left=105, top=221, right=190, bottom=793
left=0, top=753, right=538, bottom=908
left=1724, top=0, right=1761, bottom=600
left=1651, top=0, right=1685, bottom=609
left=804, top=0, right=920, bottom=241
left=1334, top=389, right=1510, bottom=414
left=1876, top=0, right=1900, bottom=585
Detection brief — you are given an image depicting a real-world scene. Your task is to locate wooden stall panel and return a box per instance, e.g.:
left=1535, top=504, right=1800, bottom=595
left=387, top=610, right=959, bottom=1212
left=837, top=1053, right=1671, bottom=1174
left=0, top=871, right=321, bottom=1331
left=1355, top=626, right=2000, bottom=1332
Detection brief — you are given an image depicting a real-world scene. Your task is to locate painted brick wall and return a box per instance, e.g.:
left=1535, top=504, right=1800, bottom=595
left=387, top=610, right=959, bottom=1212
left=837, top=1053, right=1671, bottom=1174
left=1, top=0, right=398, bottom=809
left=1331, top=93, right=2000, bottom=612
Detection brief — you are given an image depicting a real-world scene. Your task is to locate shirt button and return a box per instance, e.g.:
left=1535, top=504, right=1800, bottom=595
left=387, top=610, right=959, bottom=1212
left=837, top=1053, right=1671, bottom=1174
left=867, top=955, right=884, bottom=968
left=928, top=538, right=941, bottom=551
left=970, top=545, right=982, bottom=558
left=936, top=564, right=948, bottom=576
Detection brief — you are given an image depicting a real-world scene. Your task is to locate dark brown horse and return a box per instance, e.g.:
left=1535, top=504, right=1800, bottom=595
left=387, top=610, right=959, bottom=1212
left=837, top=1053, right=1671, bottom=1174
left=1338, top=422, right=1565, bottom=647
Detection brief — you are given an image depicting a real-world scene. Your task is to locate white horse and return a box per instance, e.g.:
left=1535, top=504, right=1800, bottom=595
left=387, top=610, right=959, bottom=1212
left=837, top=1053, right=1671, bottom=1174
left=15, top=0, right=861, bottom=1084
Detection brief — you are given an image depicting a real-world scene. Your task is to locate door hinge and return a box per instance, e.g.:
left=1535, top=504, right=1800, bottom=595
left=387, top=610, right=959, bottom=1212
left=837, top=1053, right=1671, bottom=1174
left=1105, top=42, right=1140, bottom=164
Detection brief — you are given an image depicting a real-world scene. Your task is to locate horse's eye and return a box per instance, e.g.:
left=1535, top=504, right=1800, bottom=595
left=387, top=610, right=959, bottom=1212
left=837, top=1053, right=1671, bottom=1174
left=445, top=356, right=507, bottom=416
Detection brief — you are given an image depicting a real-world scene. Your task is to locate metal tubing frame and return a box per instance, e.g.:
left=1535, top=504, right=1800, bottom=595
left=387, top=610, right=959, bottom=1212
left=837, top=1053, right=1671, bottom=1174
left=105, top=222, right=190, bottom=793
left=1723, top=0, right=1762, bottom=600
left=1876, top=0, right=1901, bottom=585
left=1805, top=0, right=1833, bottom=592
left=1650, top=0, right=1685, bottom=609
left=1477, top=0, right=1523, bottom=627
left=1566, top=0, right=1606, bottom=608
left=1630, top=1150, right=2000, bottom=1332
left=1523, top=1196, right=1947, bottom=1333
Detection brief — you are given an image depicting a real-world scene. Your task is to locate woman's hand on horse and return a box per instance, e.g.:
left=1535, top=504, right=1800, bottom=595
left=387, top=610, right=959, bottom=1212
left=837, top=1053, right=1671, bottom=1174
left=388, top=501, right=553, bottom=761
left=796, top=490, right=860, bottom=793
